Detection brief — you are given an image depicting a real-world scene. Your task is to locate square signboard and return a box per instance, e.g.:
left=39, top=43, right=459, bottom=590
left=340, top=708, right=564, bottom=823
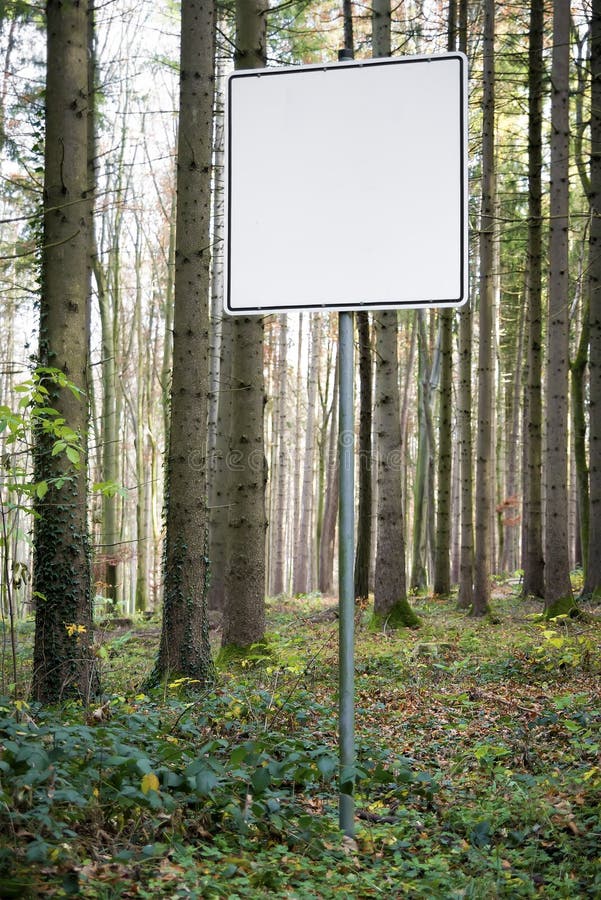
left=225, top=52, right=468, bottom=314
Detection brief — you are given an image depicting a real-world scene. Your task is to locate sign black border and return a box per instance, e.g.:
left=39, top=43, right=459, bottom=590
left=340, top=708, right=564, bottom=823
left=225, top=53, right=468, bottom=315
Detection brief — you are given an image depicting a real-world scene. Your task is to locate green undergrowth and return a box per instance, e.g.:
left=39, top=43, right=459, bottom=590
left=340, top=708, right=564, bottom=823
left=216, top=639, right=275, bottom=669
left=0, top=589, right=600, bottom=897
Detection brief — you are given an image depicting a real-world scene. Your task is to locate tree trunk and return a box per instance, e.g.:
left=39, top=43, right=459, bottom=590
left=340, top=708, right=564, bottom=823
left=93, top=107, right=130, bottom=611
left=221, top=0, right=267, bottom=653
left=585, top=0, right=601, bottom=598
left=154, top=0, right=216, bottom=683
left=270, top=315, right=288, bottom=596
left=133, top=217, right=149, bottom=613
left=433, top=0, right=456, bottom=596
left=451, top=430, right=461, bottom=582
left=434, top=308, right=452, bottom=595
left=291, top=314, right=305, bottom=586
left=372, top=311, right=418, bottom=629
left=319, top=351, right=339, bottom=595
left=456, top=0, right=473, bottom=611
left=315, top=327, right=334, bottom=588
left=208, top=48, right=226, bottom=481
left=543, top=0, right=573, bottom=614
left=522, top=0, right=545, bottom=599
left=32, top=0, right=95, bottom=703
left=293, top=314, right=320, bottom=594
left=500, top=293, right=525, bottom=575
left=472, top=0, right=495, bottom=617
left=207, top=313, right=232, bottom=612
left=570, top=292, right=589, bottom=576
left=411, top=312, right=433, bottom=592
left=569, top=29, right=591, bottom=576
left=354, top=312, right=372, bottom=600
left=160, top=193, right=176, bottom=443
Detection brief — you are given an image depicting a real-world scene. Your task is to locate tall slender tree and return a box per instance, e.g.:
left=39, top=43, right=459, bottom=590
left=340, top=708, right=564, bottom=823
left=221, top=0, right=267, bottom=652
left=154, top=0, right=216, bottom=683
left=319, top=350, right=339, bottom=595
left=433, top=0, right=456, bottom=597
left=88, top=6, right=126, bottom=611
left=585, top=0, right=601, bottom=598
left=522, top=0, right=545, bottom=599
left=371, top=0, right=418, bottom=630
left=411, top=312, right=434, bottom=591
left=32, top=0, right=95, bottom=702
left=354, top=311, right=372, bottom=601
left=373, top=309, right=418, bottom=628
left=270, top=315, right=289, bottom=596
left=472, top=0, right=495, bottom=617
left=293, top=314, right=320, bottom=594
left=456, top=0, right=473, bottom=611
left=132, top=214, right=150, bottom=612
left=207, top=303, right=232, bottom=611
left=544, top=0, right=573, bottom=614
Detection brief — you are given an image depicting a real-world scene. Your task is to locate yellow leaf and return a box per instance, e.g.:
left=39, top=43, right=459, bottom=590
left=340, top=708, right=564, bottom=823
left=141, top=772, right=160, bottom=795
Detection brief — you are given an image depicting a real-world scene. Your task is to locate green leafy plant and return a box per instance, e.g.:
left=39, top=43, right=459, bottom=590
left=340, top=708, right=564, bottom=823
left=534, top=616, right=597, bottom=672
left=1, top=589, right=600, bottom=897
left=0, top=368, right=126, bottom=697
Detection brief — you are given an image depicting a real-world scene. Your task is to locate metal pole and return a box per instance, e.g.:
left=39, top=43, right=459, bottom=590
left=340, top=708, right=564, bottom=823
left=338, top=309, right=355, bottom=836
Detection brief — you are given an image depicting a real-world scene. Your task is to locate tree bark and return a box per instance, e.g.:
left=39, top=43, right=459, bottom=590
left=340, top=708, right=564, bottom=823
left=354, top=312, right=372, bottom=600
left=571, top=291, right=589, bottom=575
left=208, top=48, right=226, bottom=482
left=154, top=0, right=216, bottom=682
left=32, top=0, right=95, bottom=703
left=500, top=293, right=525, bottom=575
left=585, top=0, right=601, bottom=598
left=522, top=0, right=545, bottom=599
left=133, top=217, right=150, bottom=613
left=434, top=308, right=452, bottom=595
left=291, top=314, right=304, bottom=586
left=319, top=351, right=339, bottom=595
left=372, top=311, right=418, bottom=629
left=433, top=0, right=456, bottom=597
left=370, top=0, right=416, bottom=628
left=293, top=314, right=320, bottom=594
left=456, top=0, right=473, bottom=611
left=270, top=315, right=289, bottom=596
left=207, top=312, right=232, bottom=612
left=544, top=0, right=574, bottom=614
left=93, top=105, right=130, bottom=611
left=411, top=312, right=434, bottom=591
left=472, top=0, right=495, bottom=617
left=221, top=0, right=267, bottom=652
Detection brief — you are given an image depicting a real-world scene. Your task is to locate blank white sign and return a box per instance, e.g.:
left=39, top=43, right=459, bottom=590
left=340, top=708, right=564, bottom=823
left=225, top=53, right=467, bottom=314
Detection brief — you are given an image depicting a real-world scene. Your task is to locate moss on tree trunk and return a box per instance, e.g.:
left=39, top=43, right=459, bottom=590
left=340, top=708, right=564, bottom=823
left=544, top=595, right=578, bottom=620
left=369, top=598, right=420, bottom=631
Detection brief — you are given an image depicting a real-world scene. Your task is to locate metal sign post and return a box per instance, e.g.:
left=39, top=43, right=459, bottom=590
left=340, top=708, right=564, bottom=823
left=338, top=308, right=355, bottom=836
left=337, top=43, right=356, bottom=839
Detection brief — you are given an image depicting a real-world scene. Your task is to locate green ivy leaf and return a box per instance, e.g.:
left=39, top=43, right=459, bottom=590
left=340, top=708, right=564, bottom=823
left=35, top=481, right=48, bottom=499
left=65, top=446, right=80, bottom=465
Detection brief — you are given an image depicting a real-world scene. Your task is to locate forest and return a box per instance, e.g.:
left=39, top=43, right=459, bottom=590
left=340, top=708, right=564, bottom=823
left=0, top=0, right=600, bottom=896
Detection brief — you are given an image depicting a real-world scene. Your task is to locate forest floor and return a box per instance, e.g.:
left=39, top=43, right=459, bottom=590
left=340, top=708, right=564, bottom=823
left=0, top=580, right=600, bottom=898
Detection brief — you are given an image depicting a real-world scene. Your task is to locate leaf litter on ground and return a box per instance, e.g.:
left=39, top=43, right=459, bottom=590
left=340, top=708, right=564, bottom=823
left=0, top=587, right=600, bottom=897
